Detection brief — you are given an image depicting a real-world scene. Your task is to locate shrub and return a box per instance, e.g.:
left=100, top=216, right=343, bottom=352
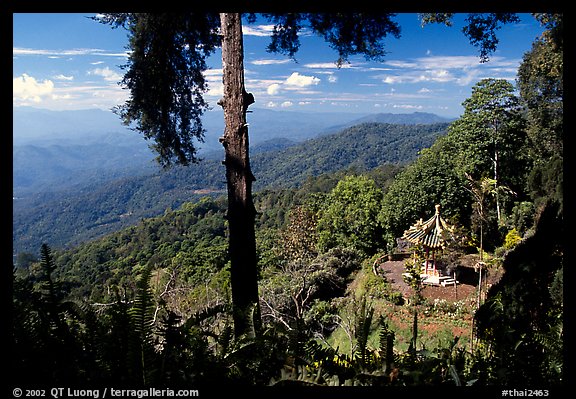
left=503, top=228, right=522, bottom=250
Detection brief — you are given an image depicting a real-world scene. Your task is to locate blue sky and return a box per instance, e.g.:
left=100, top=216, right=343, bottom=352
left=13, top=13, right=545, bottom=118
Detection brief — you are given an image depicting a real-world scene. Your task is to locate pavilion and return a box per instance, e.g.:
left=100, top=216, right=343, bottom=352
left=402, top=204, right=457, bottom=285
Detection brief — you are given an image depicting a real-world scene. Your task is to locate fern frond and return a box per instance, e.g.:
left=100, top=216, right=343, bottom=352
left=378, top=315, right=395, bottom=372
left=217, top=324, right=234, bottom=357
left=354, top=304, right=374, bottom=368
left=128, top=265, right=158, bottom=385
left=38, top=243, right=60, bottom=306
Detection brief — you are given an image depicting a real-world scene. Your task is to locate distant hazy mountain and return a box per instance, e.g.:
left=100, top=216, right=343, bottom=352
left=13, top=107, right=134, bottom=145
left=13, top=140, right=157, bottom=196
left=13, top=122, right=449, bottom=254
left=13, top=107, right=361, bottom=195
left=12, top=107, right=454, bottom=196
left=13, top=106, right=364, bottom=150
left=14, top=107, right=453, bottom=148
left=324, top=112, right=455, bottom=134
left=353, top=112, right=455, bottom=124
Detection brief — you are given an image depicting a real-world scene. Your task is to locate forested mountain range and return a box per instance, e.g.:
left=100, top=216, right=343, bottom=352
left=13, top=134, right=156, bottom=196
left=13, top=121, right=449, bottom=255
left=251, top=122, right=448, bottom=188
left=324, top=111, right=454, bottom=134
left=14, top=106, right=453, bottom=146
left=13, top=107, right=452, bottom=197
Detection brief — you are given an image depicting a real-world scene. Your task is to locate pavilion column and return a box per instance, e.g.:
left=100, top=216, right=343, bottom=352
left=425, top=248, right=429, bottom=274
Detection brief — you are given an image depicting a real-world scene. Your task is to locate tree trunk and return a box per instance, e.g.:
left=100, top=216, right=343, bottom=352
left=219, top=12, right=261, bottom=337
left=494, top=147, right=501, bottom=223
left=477, top=263, right=482, bottom=309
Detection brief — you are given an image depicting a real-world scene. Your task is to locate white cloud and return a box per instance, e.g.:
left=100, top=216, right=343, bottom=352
left=304, top=62, right=353, bottom=69
left=251, top=59, right=291, bottom=65
left=13, top=74, right=54, bottom=103
left=280, top=101, right=293, bottom=108
left=456, top=69, right=481, bottom=86
left=207, top=81, right=224, bottom=98
left=88, top=67, right=122, bottom=82
left=363, top=67, right=394, bottom=72
left=242, top=25, right=275, bottom=37
left=285, top=72, right=320, bottom=87
left=204, top=68, right=223, bottom=79
left=429, top=69, right=452, bottom=82
left=51, top=84, right=128, bottom=109
left=393, top=104, right=423, bottom=110
left=53, top=74, right=74, bottom=81
left=267, top=83, right=281, bottom=95
left=384, top=60, right=419, bottom=68
left=382, top=76, right=400, bottom=84
left=13, top=77, right=129, bottom=111
left=378, top=55, right=520, bottom=87
left=13, top=47, right=128, bottom=58
left=51, top=93, right=72, bottom=100
left=380, top=69, right=455, bottom=85
left=328, top=75, right=338, bottom=83
left=203, top=69, right=223, bottom=97
left=386, top=56, right=484, bottom=71
left=415, top=55, right=482, bottom=69
left=259, top=72, right=321, bottom=99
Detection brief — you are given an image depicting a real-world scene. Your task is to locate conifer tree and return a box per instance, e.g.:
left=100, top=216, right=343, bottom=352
left=97, top=12, right=400, bottom=337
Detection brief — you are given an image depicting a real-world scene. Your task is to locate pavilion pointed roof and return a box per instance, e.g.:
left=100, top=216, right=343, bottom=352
left=402, top=204, right=455, bottom=250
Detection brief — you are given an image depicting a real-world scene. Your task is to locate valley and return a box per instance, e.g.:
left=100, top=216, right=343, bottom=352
left=13, top=108, right=450, bottom=256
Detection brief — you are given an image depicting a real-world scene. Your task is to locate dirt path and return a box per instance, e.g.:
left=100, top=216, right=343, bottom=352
left=378, top=260, right=477, bottom=303
left=377, top=260, right=412, bottom=298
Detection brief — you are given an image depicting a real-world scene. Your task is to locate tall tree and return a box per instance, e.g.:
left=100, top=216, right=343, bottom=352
left=218, top=13, right=260, bottom=336
left=471, top=15, right=564, bottom=384
left=448, top=78, right=525, bottom=223
left=517, top=14, right=563, bottom=210
left=472, top=15, right=563, bottom=383
left=97, top=12, right=400, bottom=337
left=96, top=13, right=221, bottom=167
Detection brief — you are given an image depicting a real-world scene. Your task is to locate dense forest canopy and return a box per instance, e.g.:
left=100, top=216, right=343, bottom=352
left=11, top=13, right=562, bottom=390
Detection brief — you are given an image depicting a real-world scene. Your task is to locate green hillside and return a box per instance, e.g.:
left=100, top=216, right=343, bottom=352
left=252, top=122, right=447, bottom=188
left=13, top=122, right=447, bottom=254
